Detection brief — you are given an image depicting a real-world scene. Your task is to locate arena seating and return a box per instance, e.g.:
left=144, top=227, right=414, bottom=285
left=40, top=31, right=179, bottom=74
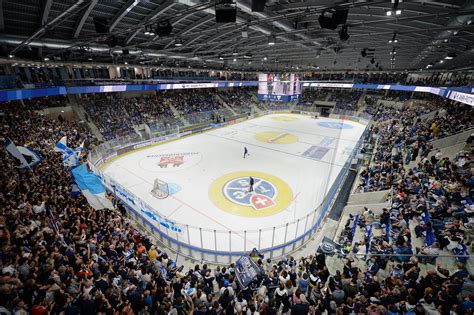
left=0, top=89, right=473, bottom=315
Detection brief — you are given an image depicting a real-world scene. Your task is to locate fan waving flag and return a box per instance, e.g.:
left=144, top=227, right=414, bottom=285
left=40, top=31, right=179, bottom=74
left=54, top=136, right=84, bottom=167
left=71, top=163, right=113, bottom=210
left=4, top=138, right=43, bottom=169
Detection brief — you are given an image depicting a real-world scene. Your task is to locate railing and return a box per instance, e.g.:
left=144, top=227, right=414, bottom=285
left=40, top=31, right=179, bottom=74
left=88, top=107, right=372, bottom=263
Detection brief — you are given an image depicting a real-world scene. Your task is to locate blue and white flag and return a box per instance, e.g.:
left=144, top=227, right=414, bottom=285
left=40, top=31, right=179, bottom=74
left=71, top=163, right=113, bottom=210
left=71, top=181, right=81, bottom=198
left=4, top=138, right=43, bottom=169
left=54, top=136, right=83, bottom=167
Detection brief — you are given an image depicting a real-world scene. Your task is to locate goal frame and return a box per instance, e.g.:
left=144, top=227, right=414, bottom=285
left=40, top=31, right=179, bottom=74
left=151, top=178, right=169, bottom=199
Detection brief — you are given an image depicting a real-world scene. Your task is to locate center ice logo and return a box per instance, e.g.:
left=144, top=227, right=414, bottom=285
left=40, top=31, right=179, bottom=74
left=223, top=177, right=277, bottom=210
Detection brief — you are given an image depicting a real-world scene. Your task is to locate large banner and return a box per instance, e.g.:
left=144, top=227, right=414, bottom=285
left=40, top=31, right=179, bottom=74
left=235, top=255, right=263, bottom=289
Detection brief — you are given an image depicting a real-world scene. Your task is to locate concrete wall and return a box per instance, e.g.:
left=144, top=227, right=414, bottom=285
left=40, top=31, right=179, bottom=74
left=431, top=128, right=473, bottom=149
left=346, top=190, right=390, bottom=206
left=37, top=105, right=75, bottom=121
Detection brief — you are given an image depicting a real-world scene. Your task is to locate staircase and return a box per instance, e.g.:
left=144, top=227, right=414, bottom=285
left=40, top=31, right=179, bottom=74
left=214, top=94, right=237, bottom=115
left=167, top=101, right=189, bottom=126
left=68, top=95, right=104, bottom=141
left=356, top=91, right=367, bottom=113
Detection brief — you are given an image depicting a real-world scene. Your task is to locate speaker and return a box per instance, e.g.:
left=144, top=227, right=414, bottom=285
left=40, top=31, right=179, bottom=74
left=93, top=17, right=109, bottom=34
left=251, top=0, right=266, bottom=12
left=318, top=9, right=348, bottom=30
left=318, top=14, right=338, bottom=30
left=155, top=20, right=173, bottom=36
left=215, top=3, right=237, bottom=23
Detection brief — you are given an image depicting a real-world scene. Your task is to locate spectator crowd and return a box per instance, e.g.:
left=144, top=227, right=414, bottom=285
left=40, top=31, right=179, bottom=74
left=0, top=87, right=473, bottom=315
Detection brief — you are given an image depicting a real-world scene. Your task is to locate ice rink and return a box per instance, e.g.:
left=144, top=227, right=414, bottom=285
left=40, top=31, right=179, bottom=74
left=101, top=113, right=366, bottom=250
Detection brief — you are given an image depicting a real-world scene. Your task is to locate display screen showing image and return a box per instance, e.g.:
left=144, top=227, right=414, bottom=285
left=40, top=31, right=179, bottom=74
left=258, top=73, right=302, bottom=102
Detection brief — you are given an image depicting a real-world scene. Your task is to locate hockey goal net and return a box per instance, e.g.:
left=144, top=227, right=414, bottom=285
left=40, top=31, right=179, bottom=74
left=151, top=179, right=169, bottom=199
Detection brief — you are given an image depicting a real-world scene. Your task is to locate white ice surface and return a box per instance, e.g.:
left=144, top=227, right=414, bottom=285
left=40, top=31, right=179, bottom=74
left=102, top=114, right=366, bottom=250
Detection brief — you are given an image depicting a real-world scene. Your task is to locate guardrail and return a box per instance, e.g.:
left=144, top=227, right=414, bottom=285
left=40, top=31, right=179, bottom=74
left=88, top=108, right=371, bottom=263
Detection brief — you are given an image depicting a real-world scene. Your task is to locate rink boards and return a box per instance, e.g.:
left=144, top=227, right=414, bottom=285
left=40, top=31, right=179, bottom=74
left=96, top=113, right=367, bottom=253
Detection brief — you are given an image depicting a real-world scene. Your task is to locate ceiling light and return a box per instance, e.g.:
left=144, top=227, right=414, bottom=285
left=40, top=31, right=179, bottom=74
left=44, top=57, right=50, bottom=61
left=444, top=54, right=455, bottom=59
left=389, top=32, right=398, bottom=43
left=174, top=38, right=183, bottom=47
left=263, top=56, right=267, bottom=61
left=232, top=49, right=238, bottom=56
left=124, top=61, right=128, bottom=65
left=395, top=9, right=402, bottom=15
left=219, top=56, right=224, bottom=60
left=439, top=60, right=444, bottom=63
left=233, top=58, right=237, bottom=62
left=268, top=35, right=275, bottom=45
left=8, top=54, right=14, bottom=58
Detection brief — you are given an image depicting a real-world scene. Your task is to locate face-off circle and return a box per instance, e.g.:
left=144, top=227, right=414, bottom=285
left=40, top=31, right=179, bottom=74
left=209, top=171, right=293, bottom=217
left=223, top=177, right=278, bottom=208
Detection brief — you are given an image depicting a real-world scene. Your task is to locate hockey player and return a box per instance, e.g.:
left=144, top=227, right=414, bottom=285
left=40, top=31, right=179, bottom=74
left=248, top=176, right=254, bottom=192
left=243, top=146, right=249, bottom=159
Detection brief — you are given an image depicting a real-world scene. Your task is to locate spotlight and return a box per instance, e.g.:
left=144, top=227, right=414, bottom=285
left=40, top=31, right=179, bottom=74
left=268, top=36, right=275, bottom=45
left=144, top=25, right=155, bottom=36
left=386, top=0, right=402, bottom=16
left=388, top=32, right=398, bottom=43
left=174, top=38, right=183, bottom=47
left=338, top=25, right=349, bottom=41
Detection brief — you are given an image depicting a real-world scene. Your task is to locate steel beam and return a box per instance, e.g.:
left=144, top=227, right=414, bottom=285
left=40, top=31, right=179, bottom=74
left=73, top=0, right=98, bottom=38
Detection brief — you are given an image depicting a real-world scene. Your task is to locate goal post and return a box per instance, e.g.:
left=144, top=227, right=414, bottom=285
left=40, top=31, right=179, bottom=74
left=151, top=178, right=169, bottom=199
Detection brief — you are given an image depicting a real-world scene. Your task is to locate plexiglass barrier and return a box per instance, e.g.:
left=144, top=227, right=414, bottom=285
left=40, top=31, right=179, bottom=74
left=88, top=108, right=372, bottom=263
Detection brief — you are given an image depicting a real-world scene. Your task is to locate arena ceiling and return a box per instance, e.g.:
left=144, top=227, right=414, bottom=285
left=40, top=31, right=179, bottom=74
left=1, top=0, right=474, bottom=72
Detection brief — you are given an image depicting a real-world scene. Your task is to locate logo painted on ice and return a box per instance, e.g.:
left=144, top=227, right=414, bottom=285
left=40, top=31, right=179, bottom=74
left=223, top=177, right=277, bottom=210
left=159, top=155, right=184, bottom=168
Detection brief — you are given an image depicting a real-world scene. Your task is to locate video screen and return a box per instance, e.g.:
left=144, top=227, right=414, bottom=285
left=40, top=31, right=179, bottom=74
left=258, top=73, right=302, bottom=102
